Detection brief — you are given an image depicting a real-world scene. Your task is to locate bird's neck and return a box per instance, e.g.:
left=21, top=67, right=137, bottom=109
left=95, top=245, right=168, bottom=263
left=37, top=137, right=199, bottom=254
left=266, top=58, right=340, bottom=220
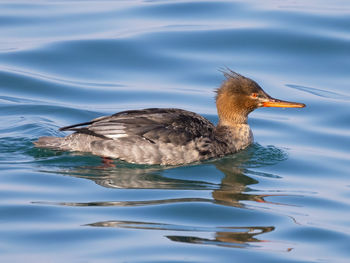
left=216, top=94, right=249, bottom=125
left=216, top=122, right=253, bottom=151
left=215, top=93, right=253, bottom=150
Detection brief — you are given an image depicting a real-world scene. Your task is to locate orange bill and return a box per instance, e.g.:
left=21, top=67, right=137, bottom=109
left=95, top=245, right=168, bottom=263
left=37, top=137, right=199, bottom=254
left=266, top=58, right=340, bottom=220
left=262, top=99, right=306, bottom=108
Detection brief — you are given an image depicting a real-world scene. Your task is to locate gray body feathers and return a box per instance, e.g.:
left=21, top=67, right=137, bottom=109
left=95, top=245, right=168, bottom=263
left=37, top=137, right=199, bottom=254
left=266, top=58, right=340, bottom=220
left=34, top=108, right=253, bottom=165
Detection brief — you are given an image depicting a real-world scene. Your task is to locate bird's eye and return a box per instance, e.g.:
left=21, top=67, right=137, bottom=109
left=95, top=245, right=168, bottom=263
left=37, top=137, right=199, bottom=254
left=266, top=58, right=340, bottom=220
left=251, top=93, right=258, bottom=98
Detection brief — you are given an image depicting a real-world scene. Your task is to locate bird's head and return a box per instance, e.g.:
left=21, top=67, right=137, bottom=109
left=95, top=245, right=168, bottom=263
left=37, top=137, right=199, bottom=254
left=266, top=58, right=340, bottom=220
left=216, top=69, right=305, bottom=125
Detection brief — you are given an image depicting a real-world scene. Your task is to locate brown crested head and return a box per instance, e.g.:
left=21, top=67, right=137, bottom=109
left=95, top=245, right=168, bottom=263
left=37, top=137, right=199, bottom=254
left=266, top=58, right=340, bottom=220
left=215, top=69, right=305, bottom=125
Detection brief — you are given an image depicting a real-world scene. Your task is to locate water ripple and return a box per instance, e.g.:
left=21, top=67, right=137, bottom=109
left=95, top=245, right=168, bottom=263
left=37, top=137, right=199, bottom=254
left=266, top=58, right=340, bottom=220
left=287, top=84, right=350, bottom=101
left=86, top=220, right=284, bottom=251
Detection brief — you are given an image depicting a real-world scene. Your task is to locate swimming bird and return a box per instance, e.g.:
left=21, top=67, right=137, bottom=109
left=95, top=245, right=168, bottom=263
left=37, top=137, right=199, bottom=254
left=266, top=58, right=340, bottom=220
left=34, top=70, right=305, bottom=165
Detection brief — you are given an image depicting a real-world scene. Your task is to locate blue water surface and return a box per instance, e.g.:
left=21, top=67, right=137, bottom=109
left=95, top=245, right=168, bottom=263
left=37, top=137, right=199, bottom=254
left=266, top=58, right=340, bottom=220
left=1, top=1, right=350, bottom=262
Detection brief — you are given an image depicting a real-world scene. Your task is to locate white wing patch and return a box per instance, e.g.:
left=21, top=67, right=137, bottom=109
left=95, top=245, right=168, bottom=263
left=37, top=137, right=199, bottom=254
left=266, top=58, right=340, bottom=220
left=90, top=124, right=127, bottom=140
left=105, top=134, right=128, bottom=139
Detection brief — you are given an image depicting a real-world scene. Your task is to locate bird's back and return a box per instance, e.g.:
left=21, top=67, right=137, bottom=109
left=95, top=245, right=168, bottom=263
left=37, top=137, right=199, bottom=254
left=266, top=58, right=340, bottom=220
left=35, top=108, right=237, bottom=165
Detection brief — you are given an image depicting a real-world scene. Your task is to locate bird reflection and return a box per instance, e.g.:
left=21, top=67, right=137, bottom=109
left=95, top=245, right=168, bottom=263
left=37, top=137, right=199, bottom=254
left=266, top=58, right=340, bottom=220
left=167, top=226, right=276, bottom=248
left=87, top=220, right=276, bottom=249
left=50, top=143, right=286, bottom=208
left=35, top=143, right=288, bottom=249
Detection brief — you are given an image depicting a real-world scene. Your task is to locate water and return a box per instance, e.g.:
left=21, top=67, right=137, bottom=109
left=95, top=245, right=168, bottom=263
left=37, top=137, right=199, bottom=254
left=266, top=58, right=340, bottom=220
left=1, top=1, right=350, bottom=262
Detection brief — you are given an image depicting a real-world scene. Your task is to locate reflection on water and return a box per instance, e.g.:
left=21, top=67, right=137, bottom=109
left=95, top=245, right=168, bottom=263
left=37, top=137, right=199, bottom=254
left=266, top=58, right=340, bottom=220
left=34, top=144, right=288, bottom=249
left=88, top=220, right=277, bottom=249
left=36, top=144, right=287, bottom=208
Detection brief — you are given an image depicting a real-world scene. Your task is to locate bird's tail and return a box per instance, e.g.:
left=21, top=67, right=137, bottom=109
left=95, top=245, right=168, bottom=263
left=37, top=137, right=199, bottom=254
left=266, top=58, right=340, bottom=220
left=34, top=136, right=64, bottom=150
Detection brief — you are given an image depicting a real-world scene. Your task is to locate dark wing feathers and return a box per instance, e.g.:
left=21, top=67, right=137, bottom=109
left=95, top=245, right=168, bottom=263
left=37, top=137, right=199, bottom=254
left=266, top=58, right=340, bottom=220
left=59, top=108, right=215, bottom=144
left=59, top=121, right=94, bottom=131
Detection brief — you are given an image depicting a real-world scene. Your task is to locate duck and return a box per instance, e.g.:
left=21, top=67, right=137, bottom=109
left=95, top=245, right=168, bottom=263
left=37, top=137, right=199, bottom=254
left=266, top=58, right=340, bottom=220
left=34, top=69, right=305, bottom=165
